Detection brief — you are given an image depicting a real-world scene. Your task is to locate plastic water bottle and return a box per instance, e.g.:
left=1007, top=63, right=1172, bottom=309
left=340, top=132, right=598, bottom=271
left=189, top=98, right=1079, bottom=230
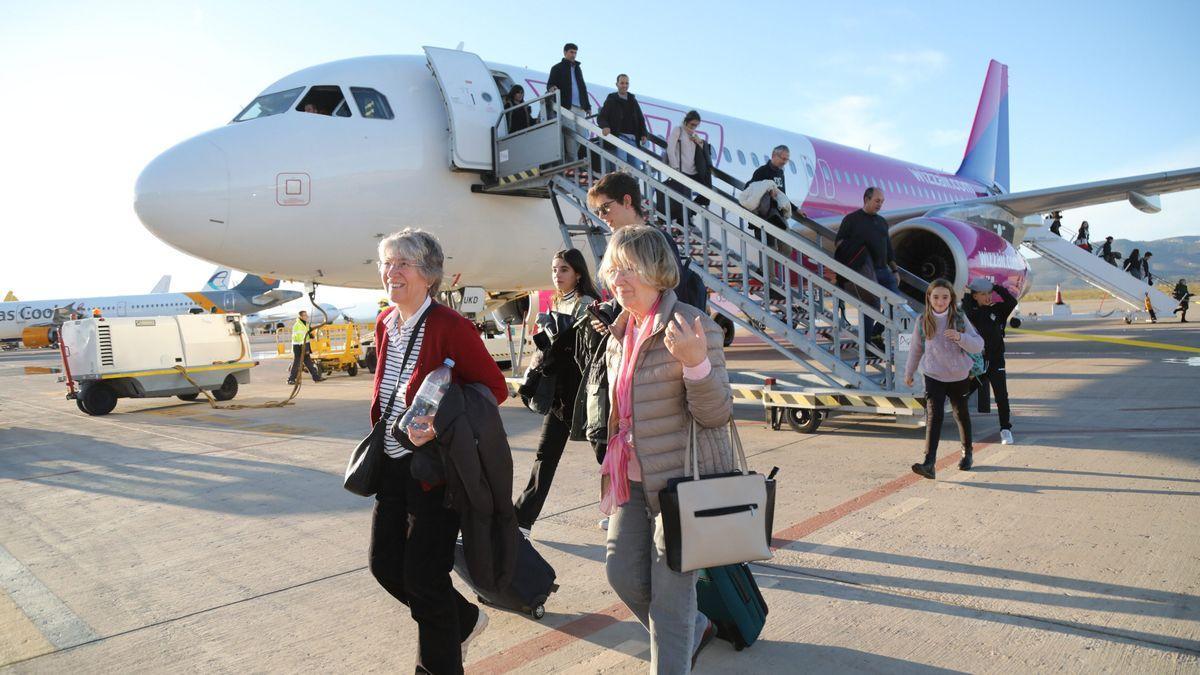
left=398, top=358, right=455, bottom=435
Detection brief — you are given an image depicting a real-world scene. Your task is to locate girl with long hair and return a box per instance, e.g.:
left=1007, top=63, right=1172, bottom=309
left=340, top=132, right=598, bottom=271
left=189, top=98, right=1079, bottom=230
left=514, top=249, right=599, bottom=534
left=903, top=279, right=985, bottom=478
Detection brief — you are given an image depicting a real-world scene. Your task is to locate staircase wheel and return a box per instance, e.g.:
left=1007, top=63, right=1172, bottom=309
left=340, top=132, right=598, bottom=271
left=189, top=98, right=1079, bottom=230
left=785, top=408, right=821, bottom=434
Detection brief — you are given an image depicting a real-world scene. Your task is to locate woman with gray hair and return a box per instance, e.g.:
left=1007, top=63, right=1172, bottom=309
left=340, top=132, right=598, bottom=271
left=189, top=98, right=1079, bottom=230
left=367, top=228, right=507, bottom=674
left=598, top=224, right=734, bottom=672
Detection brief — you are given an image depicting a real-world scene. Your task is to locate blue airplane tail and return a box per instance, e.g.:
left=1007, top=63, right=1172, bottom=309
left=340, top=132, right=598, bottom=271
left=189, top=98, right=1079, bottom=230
left=232, top=274, right=281, bottom=293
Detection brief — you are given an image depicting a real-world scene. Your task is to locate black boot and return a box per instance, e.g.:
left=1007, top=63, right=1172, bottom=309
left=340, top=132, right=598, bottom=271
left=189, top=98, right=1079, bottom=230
left=959, top=449, right=974, bottom=471
left=911, top=462, right=936, bottom=479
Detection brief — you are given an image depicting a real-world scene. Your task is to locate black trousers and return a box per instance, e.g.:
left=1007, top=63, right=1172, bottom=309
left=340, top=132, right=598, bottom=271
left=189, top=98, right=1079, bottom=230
left=924, top=376, right=972, bottom=465
left=289, top=344, right=321, bottom=381
left=1174, top=301, right=1189, bottom=321
left=514, top=412, right=571, bottom=530
left=972, top=359, right=1012, bottom=430
left=369, top=454, right=477, bottom=675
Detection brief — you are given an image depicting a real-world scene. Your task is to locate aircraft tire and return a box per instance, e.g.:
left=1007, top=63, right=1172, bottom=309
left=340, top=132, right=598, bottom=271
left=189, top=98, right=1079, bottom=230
left=212, top=375, right=238, bottom=401
left=81, top=383, right=117, bottom=416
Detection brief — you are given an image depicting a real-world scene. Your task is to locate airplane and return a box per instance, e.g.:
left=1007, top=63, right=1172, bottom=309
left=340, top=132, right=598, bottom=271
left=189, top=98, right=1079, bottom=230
left=0, top=273, right=302, bottom=347
left=134, top=50, right=1200, bottom=315
left=150, top=275, right=171, bottom=294
left=4, top=291, right=19, bottom=302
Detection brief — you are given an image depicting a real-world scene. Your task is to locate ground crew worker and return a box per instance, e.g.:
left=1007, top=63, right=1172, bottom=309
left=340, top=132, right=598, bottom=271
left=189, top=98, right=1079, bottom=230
left=287, top=310, right=324, bottom=384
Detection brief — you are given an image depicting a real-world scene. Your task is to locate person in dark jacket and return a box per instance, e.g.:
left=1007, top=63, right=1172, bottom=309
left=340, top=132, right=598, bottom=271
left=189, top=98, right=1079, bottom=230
left=547, top=43, right=590, bottom=166
left=1141, top=251, right=1154, bottom=285
left=962, top=277, right=1018, bottom=445
left=1123, top=248, right=1143, bottom=279
left=750, top=144, right=789, bottom=194
left=514, top=249, right=600, bottom=535
left=370, top=229, right=507, bottom=674
left=1098, top=236, right=1117, bottom=266
left=504, top=84, right=534, bottom=133
left=836, top=187, right=898, bottom=342
left=1172, top=279, right=1191, bottom=322
left=598, top=74, right=648, bottom=169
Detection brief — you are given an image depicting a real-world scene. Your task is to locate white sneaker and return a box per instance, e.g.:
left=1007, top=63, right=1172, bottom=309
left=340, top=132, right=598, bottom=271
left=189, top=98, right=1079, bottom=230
left=519, top=526, right=531, bottom=540
left=462, top=609, right=489, bottom=660
left=1000, top=429, right=1014, bottom=445
left=598, top=517, right=610, bottom=531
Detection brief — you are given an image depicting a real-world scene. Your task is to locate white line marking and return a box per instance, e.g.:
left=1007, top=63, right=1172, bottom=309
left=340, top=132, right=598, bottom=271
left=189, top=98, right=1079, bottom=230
left=800, top=530, right=865, bottom=557
left=878, top=497, right=928, bottom=520
left=0, top=543, right=97, bottom=649
left=757, top=576, right=780, bottom=589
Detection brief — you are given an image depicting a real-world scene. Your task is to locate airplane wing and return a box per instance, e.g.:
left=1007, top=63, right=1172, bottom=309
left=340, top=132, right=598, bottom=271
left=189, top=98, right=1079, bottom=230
left=868, top=166, right=1200, bottom=226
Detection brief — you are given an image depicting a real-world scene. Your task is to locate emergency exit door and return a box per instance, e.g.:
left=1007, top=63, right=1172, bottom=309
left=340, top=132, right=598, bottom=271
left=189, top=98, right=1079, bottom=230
left=423, top=46, right=504, bottom=171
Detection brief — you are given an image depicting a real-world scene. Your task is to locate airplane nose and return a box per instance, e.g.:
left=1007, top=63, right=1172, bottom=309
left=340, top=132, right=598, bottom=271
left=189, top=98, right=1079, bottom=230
left=135, top=136, right=230, bottom=260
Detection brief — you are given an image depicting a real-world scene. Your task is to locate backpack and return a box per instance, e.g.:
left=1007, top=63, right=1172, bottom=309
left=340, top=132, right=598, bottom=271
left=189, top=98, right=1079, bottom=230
left=917, top=314, right=987, bottom=379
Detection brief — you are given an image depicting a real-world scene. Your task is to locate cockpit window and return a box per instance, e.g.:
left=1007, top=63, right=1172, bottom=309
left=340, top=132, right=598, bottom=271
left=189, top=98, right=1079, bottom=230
left=232, top=87, right=304, bottom=122
left=296, top=86, right=351, bottom=117
left=351, top=87, right=394, bottom=119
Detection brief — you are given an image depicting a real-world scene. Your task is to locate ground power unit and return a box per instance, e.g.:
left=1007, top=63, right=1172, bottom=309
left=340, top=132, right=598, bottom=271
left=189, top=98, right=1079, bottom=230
left=60, top=314, right=256, bottom=415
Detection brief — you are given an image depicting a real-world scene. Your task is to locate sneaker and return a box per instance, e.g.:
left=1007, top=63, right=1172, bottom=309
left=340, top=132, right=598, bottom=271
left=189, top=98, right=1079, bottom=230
left=911, top=462, right=935, bottom=480
left=461, top=609, right=489, bottom=660
left=1000, top=429, right=1014, bottom=445
left=597, top=517, right=609, bottom=531
left=286, top=380, right=296, bottom=385
left=692, top=619, right=717, bottom=669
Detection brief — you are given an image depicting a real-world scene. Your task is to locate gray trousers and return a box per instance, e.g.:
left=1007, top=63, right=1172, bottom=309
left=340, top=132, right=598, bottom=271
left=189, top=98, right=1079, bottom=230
left=606, top=482, right=708, bottom=674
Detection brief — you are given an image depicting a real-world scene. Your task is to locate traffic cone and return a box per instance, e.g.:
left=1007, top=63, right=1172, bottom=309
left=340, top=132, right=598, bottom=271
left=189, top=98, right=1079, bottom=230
left=1054, top=285, right=1064, bottom=305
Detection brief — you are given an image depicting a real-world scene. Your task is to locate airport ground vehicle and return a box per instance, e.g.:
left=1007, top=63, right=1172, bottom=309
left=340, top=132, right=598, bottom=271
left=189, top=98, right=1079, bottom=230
left=60, top=314, right=256, bottom=416
left=276, top=323, right=365, bottom=377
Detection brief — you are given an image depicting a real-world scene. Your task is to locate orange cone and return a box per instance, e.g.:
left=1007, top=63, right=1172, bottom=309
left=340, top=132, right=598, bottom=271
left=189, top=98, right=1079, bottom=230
left=1054, top=285, right=1064, bottom=305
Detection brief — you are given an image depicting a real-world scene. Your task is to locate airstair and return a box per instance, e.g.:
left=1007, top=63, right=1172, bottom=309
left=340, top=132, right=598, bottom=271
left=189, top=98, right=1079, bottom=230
left=419, top=45, right=917, bottom=393
left=483, top=100, right=918, bottom=392
left=1021, top=226, right=1175, bottom=314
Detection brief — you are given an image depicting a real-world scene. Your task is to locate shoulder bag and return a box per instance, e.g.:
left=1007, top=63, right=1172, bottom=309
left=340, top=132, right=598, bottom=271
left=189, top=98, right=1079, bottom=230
left=343, top=306, right=430, bottom=496
left=659, top=419, right=776, bottom=573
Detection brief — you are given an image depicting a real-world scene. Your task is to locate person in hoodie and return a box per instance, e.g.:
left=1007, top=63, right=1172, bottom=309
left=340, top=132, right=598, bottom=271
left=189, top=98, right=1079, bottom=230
left=598, top=73, right=648, bottom=169
left=905, top=279, right=984, bottom=479
left=962, top=278, right=1018, bottom=445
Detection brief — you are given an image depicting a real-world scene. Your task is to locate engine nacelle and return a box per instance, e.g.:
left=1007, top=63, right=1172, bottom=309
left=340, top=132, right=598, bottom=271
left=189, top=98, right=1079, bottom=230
left=891, top=217, right=1029, bottom=301
left=21, top=325, right=57, bottom=348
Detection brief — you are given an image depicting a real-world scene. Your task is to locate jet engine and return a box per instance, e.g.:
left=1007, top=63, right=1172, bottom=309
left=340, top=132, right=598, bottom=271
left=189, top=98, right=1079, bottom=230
left=890, top=216, right=1029, bottom=301
left=21, top=326, right=57, bottom=348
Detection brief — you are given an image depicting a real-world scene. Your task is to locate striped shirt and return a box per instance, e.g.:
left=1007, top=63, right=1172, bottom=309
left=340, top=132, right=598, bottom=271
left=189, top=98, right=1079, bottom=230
left=381, top=296, right=430, bottom=458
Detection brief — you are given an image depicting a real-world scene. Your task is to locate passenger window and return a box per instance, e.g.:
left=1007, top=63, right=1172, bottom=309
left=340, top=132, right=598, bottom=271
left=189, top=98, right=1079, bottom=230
left=788, top=160, right=797, bottom=174
left=351, top=88, right=394, bottom=119
left=296, top=86, right=350, bottom=117
left=722, top=147, right=732, bottom=163
left=751, top=153, right=760, bottom=166
left=233, top=87, right=304, bottom=122
left=737, top=150, right=746, bottom=165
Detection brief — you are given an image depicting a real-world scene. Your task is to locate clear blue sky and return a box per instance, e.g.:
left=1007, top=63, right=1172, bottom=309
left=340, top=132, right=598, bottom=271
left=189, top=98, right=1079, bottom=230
left=1, top=0, right=1197, bottom=300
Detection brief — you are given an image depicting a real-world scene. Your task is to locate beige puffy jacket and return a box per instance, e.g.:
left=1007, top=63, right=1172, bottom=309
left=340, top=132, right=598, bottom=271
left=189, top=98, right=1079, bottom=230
left=604, top=290, right=735, bottom=513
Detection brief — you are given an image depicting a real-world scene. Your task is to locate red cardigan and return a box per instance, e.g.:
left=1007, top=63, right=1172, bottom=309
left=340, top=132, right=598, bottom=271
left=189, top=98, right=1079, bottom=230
left=370, top=303, right=508, bottom=425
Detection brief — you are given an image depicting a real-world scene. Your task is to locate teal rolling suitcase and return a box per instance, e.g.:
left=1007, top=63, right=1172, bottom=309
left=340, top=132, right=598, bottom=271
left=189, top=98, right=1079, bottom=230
left=697, top=563, right=768, bottom=650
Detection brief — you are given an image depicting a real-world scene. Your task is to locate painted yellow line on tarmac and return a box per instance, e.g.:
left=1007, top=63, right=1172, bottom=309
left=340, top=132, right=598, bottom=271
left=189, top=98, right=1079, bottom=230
left=1011, top=328, right=1200, bottom=354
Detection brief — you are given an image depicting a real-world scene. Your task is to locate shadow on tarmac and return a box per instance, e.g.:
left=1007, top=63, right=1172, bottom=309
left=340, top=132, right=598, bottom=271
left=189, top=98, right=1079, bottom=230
left=0, top=427, right=362, bottom=516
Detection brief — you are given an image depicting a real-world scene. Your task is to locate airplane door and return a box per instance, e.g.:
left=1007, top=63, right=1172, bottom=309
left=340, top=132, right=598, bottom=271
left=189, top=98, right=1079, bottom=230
left=817, top=159, right=835, bottom=200
left=115, top=301, right=127, bottom=317
left=423, top=46, right=504, bottom=171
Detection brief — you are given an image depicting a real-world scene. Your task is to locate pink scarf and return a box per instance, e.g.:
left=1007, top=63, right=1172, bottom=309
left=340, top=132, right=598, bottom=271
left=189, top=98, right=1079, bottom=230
left=599, top=297, right=661, bottom=515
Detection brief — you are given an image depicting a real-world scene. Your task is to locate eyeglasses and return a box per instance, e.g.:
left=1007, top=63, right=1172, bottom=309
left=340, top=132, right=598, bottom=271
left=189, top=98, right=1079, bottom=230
left=378, top=259, right=421, bottom=272
left=593, top=199, right=616, bottom=217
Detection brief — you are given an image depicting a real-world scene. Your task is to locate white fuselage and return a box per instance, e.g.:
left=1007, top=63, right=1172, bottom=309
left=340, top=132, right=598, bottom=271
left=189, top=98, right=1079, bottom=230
left=134, top=55, right=991, bottom=293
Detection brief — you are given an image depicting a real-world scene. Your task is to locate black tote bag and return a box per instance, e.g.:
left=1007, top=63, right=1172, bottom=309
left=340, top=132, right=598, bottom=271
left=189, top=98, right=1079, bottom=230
left=343, top=307, right=429, bottom=496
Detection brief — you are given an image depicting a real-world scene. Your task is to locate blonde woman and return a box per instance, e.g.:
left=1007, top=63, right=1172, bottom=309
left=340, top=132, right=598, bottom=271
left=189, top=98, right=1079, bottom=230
left=598, top=224, right=734, bottom=673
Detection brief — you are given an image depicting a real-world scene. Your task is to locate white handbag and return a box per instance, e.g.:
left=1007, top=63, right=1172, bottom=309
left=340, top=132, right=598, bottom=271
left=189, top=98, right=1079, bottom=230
left=659, top=420, right=775, bottom=573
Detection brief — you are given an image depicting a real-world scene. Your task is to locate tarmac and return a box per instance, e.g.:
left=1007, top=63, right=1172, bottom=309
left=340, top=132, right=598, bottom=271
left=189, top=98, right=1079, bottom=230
left=1, top=315, right=1198, bottom=673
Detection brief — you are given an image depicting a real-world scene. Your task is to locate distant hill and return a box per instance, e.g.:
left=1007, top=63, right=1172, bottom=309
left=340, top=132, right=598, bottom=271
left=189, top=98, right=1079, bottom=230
left=1026, top=235, right=1199, bottom=290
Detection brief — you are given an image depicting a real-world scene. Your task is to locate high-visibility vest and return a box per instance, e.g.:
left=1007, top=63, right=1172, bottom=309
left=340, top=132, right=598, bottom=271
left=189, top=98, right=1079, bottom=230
left=291, top=319, right=309, bottom=345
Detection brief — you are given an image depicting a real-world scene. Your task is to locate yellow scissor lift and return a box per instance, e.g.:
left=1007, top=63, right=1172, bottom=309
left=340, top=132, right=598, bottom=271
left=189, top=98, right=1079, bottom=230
left=276, top=323, right=365, bottom=377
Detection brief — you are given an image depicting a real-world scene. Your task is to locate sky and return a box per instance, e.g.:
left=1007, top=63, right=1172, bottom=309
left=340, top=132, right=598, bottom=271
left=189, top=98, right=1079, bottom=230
left=1, top=0, right=1197, bottom=304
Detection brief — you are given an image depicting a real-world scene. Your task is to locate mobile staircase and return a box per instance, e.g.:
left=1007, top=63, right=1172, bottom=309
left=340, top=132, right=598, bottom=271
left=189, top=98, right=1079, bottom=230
left=476, top=94, right=924, bottom=431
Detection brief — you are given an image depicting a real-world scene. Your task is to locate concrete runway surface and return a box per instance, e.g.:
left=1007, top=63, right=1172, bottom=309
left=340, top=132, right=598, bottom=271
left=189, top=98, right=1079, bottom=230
left=1, top=317, right=1197, bottom=673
